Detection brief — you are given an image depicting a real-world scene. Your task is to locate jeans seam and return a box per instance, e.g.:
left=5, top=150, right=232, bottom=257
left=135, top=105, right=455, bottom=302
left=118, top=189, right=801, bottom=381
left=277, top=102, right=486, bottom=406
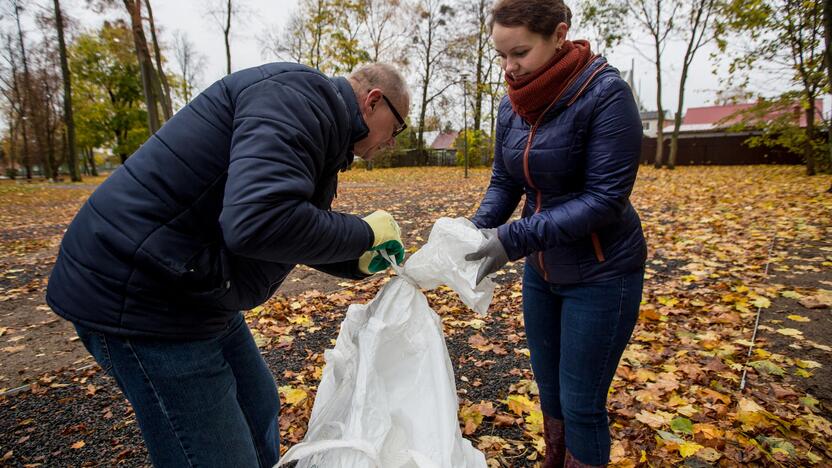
left=235, top=386, right=266, bottom=467
left=97, top=332, right=113, bottom=374
left=589, top=275, right=626, bottom=464
left=124, top=340, right=195, bottom=468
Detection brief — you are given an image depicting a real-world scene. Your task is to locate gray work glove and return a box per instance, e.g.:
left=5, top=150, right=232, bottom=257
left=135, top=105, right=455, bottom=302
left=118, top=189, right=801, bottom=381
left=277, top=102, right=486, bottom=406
left=465, top=228, right=509, bottom=285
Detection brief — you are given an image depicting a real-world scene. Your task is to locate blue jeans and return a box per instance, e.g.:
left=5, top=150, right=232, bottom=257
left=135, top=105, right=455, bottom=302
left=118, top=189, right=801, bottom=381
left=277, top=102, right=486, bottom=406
left=523, top=264, right=643, bottom=465
left=73, top=313, right=280, bottom=467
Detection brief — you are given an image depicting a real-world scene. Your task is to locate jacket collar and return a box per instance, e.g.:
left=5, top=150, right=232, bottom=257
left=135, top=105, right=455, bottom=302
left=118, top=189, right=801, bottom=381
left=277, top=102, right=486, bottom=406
left=542, top=56, right=612, bottom=120
left=332, top=77, right=369, bottom=168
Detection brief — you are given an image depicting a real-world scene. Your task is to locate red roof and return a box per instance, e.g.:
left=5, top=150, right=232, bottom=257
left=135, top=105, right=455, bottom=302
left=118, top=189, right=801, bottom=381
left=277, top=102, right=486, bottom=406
left=683, top=100, right=824, bottom=128
left=430, top=131, right=459, bottom=150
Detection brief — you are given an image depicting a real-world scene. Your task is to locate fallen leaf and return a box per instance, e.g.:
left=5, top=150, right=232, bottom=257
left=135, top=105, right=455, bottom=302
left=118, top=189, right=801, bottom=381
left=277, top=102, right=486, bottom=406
left=278, top=386, right=307, bottom=405
left=70, top=440, right=85, bottom=449
left=505, top=394, right=536, bottom=416
left=776, top=328, right=803, bottom=338
left=795, top=359, right=822, bottom=369
left=695, top=447, right=722, bottom=462
left=749, top=360, right=785, bottom=376
left=678, top=441, right=704, bottom=458
left=799, top=295, right=831, bottom=309
left=635, top=410, right=673, bottom=429
left=670, top=417, right=693, bottom=435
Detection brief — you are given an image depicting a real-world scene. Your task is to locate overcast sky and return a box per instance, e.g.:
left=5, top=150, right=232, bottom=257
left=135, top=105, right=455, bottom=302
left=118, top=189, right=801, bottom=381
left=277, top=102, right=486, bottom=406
left=13, top=0, right=831, bottom=123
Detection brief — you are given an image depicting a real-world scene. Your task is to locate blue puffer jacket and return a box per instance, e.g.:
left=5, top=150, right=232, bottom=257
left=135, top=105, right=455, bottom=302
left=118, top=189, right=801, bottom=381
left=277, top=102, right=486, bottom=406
left=472, top=57, right=647, bottom=284
left=46, top=63, right=374, bottom=339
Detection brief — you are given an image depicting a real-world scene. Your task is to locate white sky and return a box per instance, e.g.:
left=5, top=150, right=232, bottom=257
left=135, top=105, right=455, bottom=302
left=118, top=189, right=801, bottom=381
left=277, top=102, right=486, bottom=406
left=10, top=0, right=830, bottom=125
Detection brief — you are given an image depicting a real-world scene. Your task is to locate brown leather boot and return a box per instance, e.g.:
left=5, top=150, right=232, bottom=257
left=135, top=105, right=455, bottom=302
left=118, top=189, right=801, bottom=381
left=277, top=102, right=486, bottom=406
left=564, top=449, right=606, bottom=467
left=541, top=413, right=565, bottom=468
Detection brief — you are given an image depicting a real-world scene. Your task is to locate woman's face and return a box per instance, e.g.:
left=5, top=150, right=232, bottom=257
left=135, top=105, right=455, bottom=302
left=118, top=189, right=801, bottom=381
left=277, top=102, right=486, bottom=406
left=492, top=22, right=568, bottom=80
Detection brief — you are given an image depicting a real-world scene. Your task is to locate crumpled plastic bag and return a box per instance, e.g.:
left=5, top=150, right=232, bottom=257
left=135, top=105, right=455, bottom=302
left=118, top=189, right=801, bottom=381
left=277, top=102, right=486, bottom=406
left=403, top=217, right=495, bottom=316
left=277, top=217, right=494, bottom=468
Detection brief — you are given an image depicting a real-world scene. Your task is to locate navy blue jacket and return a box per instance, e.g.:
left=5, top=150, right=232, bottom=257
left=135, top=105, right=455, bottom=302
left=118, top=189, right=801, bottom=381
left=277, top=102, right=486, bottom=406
left=47, top=63, right=374, bottom=339
left=472, top=57, right=647, bottom=284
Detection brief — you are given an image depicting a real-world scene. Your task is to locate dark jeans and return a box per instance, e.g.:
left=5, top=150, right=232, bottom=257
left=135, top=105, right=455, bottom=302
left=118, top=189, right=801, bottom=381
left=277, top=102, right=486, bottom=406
left=73, top=313, right=280, bottom=467
left=523, top=264, right=643, bottom=465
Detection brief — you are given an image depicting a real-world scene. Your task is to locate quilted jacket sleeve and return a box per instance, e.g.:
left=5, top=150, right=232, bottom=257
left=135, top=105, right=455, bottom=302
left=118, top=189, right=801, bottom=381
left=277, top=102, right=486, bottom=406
left=497, top=78, right=642, bottom=261
left=219, top=74, right=374, bottom=263
left=470, top=101, right=524, bottom=229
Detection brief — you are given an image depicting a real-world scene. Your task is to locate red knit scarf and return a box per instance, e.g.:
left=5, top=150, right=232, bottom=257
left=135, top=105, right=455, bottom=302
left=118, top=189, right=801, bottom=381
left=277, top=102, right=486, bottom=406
left=506, top=40, right=594, bottom=123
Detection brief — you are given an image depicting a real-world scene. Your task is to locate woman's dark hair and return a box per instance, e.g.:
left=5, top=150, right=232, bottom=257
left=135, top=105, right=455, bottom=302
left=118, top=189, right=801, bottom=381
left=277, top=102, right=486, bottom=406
left=488, top=0, right=572, bottom=37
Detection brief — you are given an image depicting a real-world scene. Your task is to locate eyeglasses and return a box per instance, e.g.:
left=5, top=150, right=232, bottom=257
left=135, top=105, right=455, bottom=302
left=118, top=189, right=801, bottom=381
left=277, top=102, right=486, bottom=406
left=381, top=94, right=407, bottom=138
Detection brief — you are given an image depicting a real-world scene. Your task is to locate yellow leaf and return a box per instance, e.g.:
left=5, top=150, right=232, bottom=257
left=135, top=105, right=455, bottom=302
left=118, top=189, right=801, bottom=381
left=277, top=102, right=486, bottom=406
left=288, top=315, right=313, bottom=327
left=754, top=348, right=772, bottom=359
left=70, top=440, right=86, bottom=450
left=795, top=359, right=822, bottom=369
left=795, top=368, right=813, bottom=378
left=250, top=329, right=270, bottom=348
left=787, top=315, right=810, bottom=322
left=525, top=409, right=544, bottom=434
left=776, top=328, right=803, bottom=338
left=278, top=386, right=307, bottom=405
left=751, top=296, right=771, bottom=308
left=657, top=296, right=679, bottom=307
left=736, top=398, right=771, bottom=429
left=460, top=404, right=485, bottom=435
left=505, top=394, right=536, bottom=416
left=679, top=441, right=704, bottom=458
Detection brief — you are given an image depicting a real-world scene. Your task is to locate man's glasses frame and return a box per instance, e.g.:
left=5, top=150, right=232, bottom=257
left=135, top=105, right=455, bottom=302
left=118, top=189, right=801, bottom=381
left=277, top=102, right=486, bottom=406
left=381, top=94, right=407, bottom=138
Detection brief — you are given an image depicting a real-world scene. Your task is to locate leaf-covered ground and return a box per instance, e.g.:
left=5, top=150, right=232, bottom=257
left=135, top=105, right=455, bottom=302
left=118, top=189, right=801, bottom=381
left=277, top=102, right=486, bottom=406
left=0, top=166, right=830, bottom=467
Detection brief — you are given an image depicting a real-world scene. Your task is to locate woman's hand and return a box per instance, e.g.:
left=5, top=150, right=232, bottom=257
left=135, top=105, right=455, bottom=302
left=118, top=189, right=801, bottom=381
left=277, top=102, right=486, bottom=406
left=465, top=229, right=509, bottom=285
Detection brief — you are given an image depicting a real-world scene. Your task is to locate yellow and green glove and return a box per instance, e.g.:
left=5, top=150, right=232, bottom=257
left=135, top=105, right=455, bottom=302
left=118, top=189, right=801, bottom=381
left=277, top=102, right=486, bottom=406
left=359, top=210, right=405, bottom=275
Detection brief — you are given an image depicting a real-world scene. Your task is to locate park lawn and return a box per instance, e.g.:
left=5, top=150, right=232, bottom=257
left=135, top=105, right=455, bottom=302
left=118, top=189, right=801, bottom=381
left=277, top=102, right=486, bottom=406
left=0, top=165, right=830, bottom=466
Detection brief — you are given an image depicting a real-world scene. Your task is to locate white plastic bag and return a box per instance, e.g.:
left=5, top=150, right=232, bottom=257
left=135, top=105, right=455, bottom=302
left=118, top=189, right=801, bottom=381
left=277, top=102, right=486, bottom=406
left=403, top=217, right=495, bottom=316
left=277, top=218, right=494, bottom=468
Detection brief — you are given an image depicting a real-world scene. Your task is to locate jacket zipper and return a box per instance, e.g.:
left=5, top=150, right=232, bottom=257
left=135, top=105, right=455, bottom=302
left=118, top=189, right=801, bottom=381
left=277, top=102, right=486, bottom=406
left=520, top=60, right=608, bottom=281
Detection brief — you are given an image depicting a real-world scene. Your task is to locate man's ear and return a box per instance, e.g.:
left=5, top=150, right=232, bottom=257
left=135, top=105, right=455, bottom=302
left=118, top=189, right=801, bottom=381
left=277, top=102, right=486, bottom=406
left=365, top=88, right=383, bottom=112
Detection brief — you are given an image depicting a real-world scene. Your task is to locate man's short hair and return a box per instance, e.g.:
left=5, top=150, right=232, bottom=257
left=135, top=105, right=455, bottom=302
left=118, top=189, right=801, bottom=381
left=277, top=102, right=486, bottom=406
left=349, top=63, right=410, bottom=115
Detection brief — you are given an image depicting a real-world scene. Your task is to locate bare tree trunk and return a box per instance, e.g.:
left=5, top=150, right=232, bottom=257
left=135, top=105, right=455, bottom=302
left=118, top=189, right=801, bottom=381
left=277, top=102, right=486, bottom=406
left=472, top=0, right=487, bottom=133
left=6, top=117, right=17, bottom=178
left=12, top=0, right=33, bottom=179
left=824, top=0, right=831, bottom=191
left=144, top=0, right=173, bottom=119
left=80, top=146, right=89, bottom=175
left=416, top=16, right=434, bottom=165
left=124, top=0, right=161, bottom=133
left=224, top=0, right=232, bottom=74
left=87, top=148, right=98, bottom=177
left=653, top=43, right=665, bottom=169
left=42, top=85, right=57, bottom=180
left=54, top=0, right=80, bottom=181
left=669, top=60, right=691, bottom=170
left=805, top=104, right=817, bottom=176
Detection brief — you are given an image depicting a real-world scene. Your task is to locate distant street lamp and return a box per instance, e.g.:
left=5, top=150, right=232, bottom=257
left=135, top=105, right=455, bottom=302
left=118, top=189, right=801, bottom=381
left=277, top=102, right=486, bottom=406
left=461, top=73, right=469, bottom=179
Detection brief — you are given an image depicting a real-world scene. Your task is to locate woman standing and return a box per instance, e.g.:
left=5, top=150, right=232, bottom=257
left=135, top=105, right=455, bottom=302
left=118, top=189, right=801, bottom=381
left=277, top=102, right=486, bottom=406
left=465, top=1, right=647, bottom=466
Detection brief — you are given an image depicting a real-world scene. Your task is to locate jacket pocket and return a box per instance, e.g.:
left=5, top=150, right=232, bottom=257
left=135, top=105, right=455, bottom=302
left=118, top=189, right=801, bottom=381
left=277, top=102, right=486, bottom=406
left=179, top=242, right=233, bottom=302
